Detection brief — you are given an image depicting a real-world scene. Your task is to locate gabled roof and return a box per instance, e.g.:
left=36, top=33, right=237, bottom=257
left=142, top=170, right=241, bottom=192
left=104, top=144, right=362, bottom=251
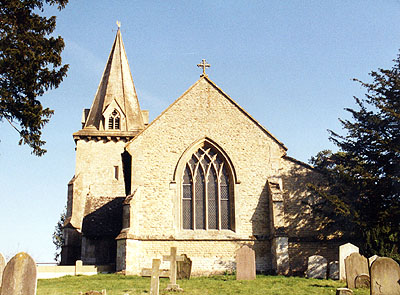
left=126, top=75, right=287, bottom=151
left=84, top=28, right=144, bottom=132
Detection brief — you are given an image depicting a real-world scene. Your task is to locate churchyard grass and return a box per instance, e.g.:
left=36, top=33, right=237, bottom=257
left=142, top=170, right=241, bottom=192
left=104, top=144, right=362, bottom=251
left=37, top=274, right=370, bottom=295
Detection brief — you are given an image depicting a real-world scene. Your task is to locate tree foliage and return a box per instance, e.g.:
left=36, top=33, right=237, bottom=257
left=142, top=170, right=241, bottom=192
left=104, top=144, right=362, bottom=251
left=310, top=54, right=400, bottom=261
left=0, top=0, right=69, bottom=156
left=52, top=207, right=65, bottom=263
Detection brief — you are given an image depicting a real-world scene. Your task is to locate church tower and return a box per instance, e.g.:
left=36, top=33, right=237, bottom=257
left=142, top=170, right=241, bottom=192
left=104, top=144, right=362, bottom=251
left=61, top=26, right=148, bottom=265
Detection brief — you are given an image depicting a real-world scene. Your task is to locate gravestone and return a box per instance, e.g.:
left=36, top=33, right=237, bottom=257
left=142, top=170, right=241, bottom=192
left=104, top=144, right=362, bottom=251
left=368, top=255, right=379, bottom=266
left=150, top=259, right=161, bottom=295
left=163, top=247, right=184, bottom=291
left=339, top=243, right=359, bottom=280
left=336, top=288, right=353, bottom=295
left=306, top=255, right=327, bottom=279
left=0, top=253, right=5, bottom=287
left=177, top=254, right=192, bottom=279
left=0, top=252, right=37, bottom=295
left=79, top=291, right=106, bottom=295
left=328, top=261, right=339, bottom=280
left=370, top=257, right=400, bottom=295
left=344, top=252, right=369, bottom=289
left=236, top=245, right=256, bottom=280
left=354, top=273, right=370, bottom=288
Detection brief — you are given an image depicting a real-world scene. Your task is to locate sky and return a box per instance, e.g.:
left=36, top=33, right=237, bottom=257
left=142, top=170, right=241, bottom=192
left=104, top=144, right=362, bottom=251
left=1, top=1, right=400, bottom=263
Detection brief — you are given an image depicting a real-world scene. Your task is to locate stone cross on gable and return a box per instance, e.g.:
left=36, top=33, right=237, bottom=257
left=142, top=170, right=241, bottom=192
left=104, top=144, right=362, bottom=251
left=197, top=59, right=210, bottom=76
left=163, top=247, right=184, bottom=291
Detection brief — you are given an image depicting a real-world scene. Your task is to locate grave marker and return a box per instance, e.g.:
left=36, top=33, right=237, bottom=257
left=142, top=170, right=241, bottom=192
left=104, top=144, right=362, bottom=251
left=328, top=261, right=339, bottom=280
left=236, top=245, right=256, bottom=280
left=339, top=243, right=359, bottom=280
left=150, top=259, right=161, bottom=295
left=354, top=274, right=370, bottom=288
left=368, top=255, right=379, bottom=266
left=177, top=254, right=192, bottom=280
left=0, top=252, right=37, bottom=295
left=163, top=247, right=184, bottom=291
left=0, top=253, right=5, bottom=288
left=306, top=255, right=327, bottom=279
left=370, top=257, right=400, bottom=295
left=344, top=252, right=369, bottom=289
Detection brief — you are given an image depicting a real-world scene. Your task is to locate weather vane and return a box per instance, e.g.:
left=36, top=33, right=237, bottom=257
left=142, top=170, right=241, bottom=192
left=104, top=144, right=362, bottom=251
left=197, top=59, right=210, bottom=76
left=116, top=20, right=121, bottom=29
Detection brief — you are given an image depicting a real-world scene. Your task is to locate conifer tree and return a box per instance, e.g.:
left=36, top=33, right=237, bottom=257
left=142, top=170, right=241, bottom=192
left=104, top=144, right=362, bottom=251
left=0, top=0, right=69, bottom=156
left=311, top=54, right=400, bottom=261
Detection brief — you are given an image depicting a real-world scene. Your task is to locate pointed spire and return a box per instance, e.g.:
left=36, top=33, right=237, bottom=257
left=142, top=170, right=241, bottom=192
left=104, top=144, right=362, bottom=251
left=84, top=24, right=144, bottom=132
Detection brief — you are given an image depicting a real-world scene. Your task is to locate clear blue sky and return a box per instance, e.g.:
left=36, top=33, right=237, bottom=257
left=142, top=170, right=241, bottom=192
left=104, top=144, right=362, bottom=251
left=1, top=1, right=399, bottom=262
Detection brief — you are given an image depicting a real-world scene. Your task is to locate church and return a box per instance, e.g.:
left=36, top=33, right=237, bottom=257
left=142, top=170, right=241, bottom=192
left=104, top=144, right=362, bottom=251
left=61, top=27, right=341, bottom=276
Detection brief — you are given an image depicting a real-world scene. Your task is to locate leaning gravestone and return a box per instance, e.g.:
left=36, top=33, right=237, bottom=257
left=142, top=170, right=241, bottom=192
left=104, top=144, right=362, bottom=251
left=0, top=252, right=37, bottom=295
left=370, top=257, right=400, bottom=295
left=339, top=243, right=359, bottom=281
left=328, top=261, right=339, bottom=280
left=0, top=253, right=5, bottom=287
left=177, top=254, right=192, bottom=279
left=306, top=255, right=327, bottom=279
left=236, top=245, right=256, bottom=280
left=344, top=252, right=369, bottom=289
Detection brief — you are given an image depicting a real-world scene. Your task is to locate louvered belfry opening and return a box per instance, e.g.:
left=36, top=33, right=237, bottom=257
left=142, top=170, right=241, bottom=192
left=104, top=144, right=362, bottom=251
left=108, top=109, right=121, bottom=130
left=182, top=143, right=233, bottom=230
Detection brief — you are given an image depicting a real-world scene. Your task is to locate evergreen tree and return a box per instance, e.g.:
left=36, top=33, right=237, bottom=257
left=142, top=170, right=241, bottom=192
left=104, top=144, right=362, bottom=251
left=0, top=0, right=69, bottom=156
left=310, top=54, right=400, bottom=261
left=52, top=207, right=66, bottom=263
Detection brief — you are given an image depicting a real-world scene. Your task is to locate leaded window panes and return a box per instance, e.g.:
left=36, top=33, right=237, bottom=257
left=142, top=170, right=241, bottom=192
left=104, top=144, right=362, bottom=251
left=182, top=144, right=233, bottom=230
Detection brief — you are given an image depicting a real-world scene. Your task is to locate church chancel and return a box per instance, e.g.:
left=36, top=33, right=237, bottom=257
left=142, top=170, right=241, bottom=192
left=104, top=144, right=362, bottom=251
left=62, top=25, right=341, bottom=276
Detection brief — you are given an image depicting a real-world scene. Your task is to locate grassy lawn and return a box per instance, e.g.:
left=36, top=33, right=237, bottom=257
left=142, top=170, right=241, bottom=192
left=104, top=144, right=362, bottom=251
left=37, top=274, right=370, bottom=295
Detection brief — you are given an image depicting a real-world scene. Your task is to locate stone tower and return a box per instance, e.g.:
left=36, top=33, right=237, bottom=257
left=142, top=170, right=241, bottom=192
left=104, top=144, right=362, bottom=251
left=61, top=27, right=148, bottom=265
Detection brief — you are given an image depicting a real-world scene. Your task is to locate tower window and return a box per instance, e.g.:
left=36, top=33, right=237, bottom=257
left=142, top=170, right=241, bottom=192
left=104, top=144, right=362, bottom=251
left=108, top=109, right=121, bottom=130
left=114, top=166, right=119, bottom=180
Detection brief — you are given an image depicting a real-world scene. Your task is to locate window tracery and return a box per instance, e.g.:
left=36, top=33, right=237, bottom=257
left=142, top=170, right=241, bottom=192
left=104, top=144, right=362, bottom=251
left=182, top=143, right=233, bottom=230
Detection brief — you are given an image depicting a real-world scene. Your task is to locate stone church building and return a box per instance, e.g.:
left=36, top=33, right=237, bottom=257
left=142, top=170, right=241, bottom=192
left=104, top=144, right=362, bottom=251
left=62, top=28, right=340, bottom=275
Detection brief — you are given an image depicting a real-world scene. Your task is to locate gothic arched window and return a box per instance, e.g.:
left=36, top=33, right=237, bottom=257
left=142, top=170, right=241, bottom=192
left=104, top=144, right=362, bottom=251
left=108, top=109, right=120, bottom=130
left=182, top=143, right=234, bottom=230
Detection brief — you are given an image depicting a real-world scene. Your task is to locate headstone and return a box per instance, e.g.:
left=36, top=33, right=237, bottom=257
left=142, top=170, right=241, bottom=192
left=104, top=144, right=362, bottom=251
left=0, top=253, right=5, bottom=287
left=141, top=268, right=169, bottom=278
left=368, top=255, right=379, bottom=266
left=0, top=252, right=37, bottom=295
left=328, top=261, right=339, bottom=280
left=354, top=273, right=370, bottom=288
left=336, top=288, right=353, bottom=295
left=306, top=255, right=327, bottom=279
left=339, top=243, right=359, bottom=280
left=236, top=245, right=256, bottom=280
left=163, top=247, right=184, bottom=291
left=79, top=291, right=106, bottom=295
left=370, top=257, right=400, bottom=295
left=150, top=259, right=161, bottom=295
left=177, top=254, right=192, bottom=279
left=344, top=252, right=369, bottom=289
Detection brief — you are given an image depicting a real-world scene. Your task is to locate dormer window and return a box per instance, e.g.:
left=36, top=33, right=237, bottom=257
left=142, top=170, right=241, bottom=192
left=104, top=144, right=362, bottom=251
left=108, top=109, right=120, bottom=130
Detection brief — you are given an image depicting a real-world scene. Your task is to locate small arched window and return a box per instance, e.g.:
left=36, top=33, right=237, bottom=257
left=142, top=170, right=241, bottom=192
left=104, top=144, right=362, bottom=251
left=108, top=109, right=120, bottom=130
left=182, top=143, right=234, bottom=230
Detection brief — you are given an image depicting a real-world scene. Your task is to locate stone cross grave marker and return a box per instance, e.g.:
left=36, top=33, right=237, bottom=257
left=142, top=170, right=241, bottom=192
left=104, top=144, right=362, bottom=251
left=370, top=257, right=400, bottom=295
left=236, top=245, right=256, bottom=280
left=306, top=255, right=327, bottom=279
left=328, top=261, right=339, bottom=280
left=0, top=252, right=37, bottom=295
left=163, top=247, right=184, bottom=291
left=339, top=243, right=359, bottom=281
left=344, top=252, right=369, bottom=289
left=150, top=259, right=161, bottom=295
left=0, top=252, right=5, bottom=288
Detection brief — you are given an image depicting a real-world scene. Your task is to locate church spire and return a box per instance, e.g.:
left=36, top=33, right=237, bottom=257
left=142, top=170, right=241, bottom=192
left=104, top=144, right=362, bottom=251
left=83, top=23, right=145, bottom=132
